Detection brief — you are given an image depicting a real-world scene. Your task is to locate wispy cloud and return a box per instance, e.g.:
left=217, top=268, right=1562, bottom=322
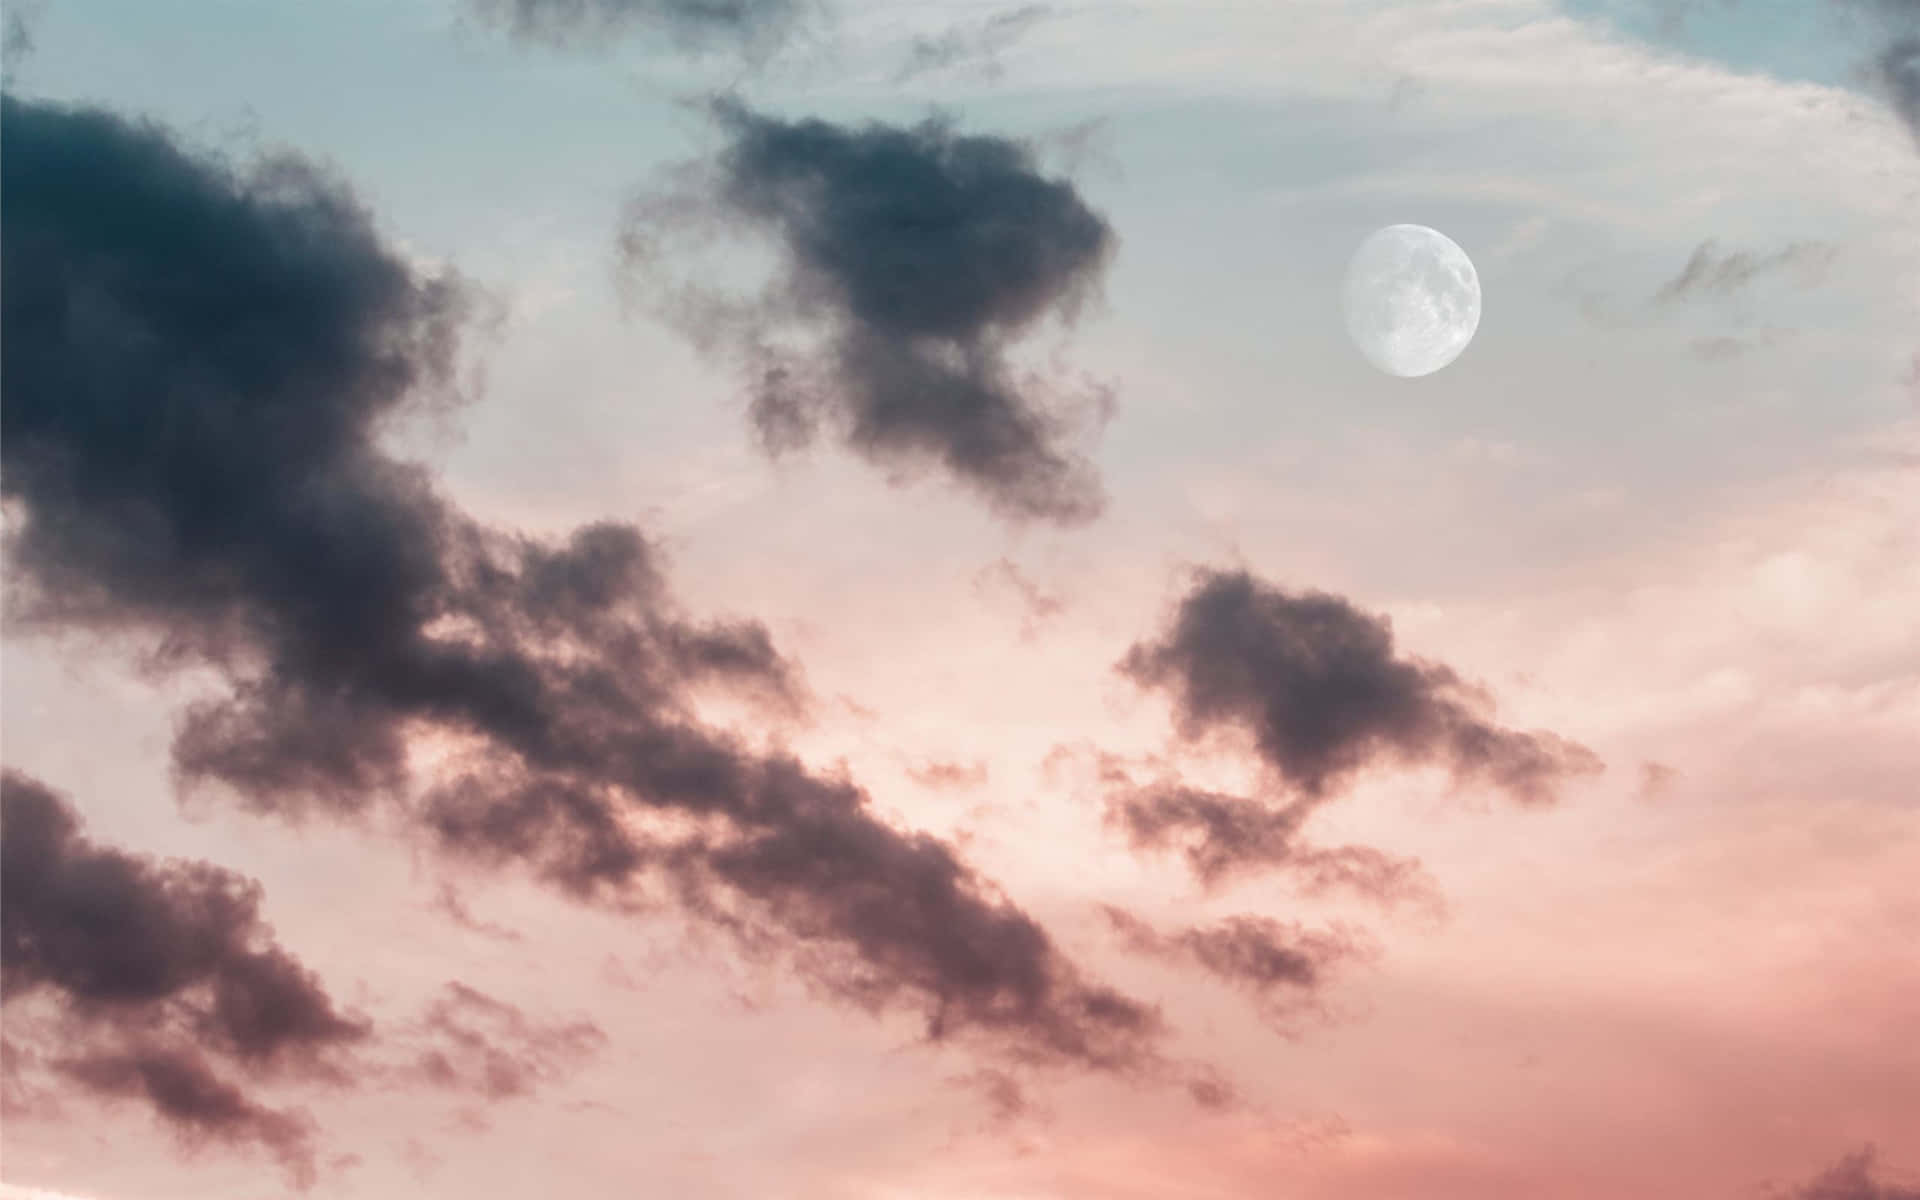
left=1652, top=238, right=1838, bottom=304
left=464, top=0, right=813, bottom=56
left=894, top=3, right=1053, bottom=82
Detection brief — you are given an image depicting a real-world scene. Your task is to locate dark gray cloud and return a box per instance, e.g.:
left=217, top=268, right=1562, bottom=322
left=1774, top=1146, right=1920, bottom=1200
left=0, top=771, right=369, bottom=1066
left=0, top=94, right=1166, bottom=1080
left=627, top=100, right=1117, bottom=524
left=1, top=769, right=361, bottom=1187
left=1101, top=907, right=1368, bottom=1031
left=1119, top=569, right=1602, bottom=805
left=895, top=4, right=1052, bottom=82
left=55, top=1045, right=322, bottom=1187
left=408, top=982, right=606, bottom=1101
left=465, top=0, right=809, bottom=54
left=1652, top=239, right=1837, bottom=304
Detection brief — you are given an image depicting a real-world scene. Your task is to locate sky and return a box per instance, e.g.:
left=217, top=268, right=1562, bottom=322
left=1, top=1, right=1917, bottom=1198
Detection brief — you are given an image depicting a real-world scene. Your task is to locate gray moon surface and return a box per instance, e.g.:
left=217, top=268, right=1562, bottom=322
left=1342, top=224, right=1481, bottom=378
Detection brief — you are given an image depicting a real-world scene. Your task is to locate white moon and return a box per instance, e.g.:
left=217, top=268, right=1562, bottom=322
left=1342, top=224, right=1481, bottom=378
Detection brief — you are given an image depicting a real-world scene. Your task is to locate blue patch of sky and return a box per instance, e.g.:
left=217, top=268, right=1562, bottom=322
left=1555, top=0, right=1883, bottom=90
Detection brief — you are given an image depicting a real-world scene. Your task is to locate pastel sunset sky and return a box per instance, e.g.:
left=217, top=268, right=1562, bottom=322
left=2, top=2, right=1916, bottom=1198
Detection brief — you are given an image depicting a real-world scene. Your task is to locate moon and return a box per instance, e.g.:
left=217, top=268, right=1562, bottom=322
left=1342, top=224, right=1481, bottom=378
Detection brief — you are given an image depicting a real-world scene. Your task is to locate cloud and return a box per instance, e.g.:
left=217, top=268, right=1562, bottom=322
left=428, top=883, right=525, bottom=942
left=0, top=770, right=362, bottom=1187
left=1879, top=34, right=1920, bottom=144
left=1773, top=1146, right=1920, bottom=1200
left=1652, top=238, right=1838, bottom=304
left=908, top=759, right=990, bottom=789
left=947, top=1066, right=1037, bottom=1129
left=0, top=94, right=1165, bottom=1081
left=894, top=4, right=1052, bottom=82
left=1102, top=778, right=1438, bottom=908
left=464, top=0, right=810, bottom=55
left=1101, top=907, right=1370, bottom=1032
left=1119, top=569, right=1602, bottom=805
left=1184, top=1068, right=1238, bottom=1111
left=974, top=557, right=1067, bottom=636
left=0, top=771, right=368, bottom=1067
left=2, top=1, right=40, bottom=71
left=1660, top=0, right=1920, bottom=148
left=1846, top=0, right=1920, bottom=147
left=407, top=982, right=606, bottom=1101
left=51, top=1046, right=321, bottom=1189
left=1636, top=761, right=1680, bottom=801
left=624, top=99, right=1118, bottom=524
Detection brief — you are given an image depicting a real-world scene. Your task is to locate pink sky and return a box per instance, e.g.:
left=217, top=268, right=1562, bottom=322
left=3, top=1, right=1918, bottom=1198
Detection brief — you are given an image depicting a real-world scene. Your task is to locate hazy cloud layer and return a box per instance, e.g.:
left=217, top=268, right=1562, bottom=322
left=0, top=94, right=1166, bottom=1081
left=626, top=100, right=1117, bottom=523
left=1120, top=569, right=1602, bottom=804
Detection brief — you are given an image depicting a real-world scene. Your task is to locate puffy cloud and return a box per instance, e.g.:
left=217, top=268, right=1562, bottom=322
left=1119, top=569, right=1602, bottom=805
left=626, top=100, right=1118, bottom=523
left=1, top=770, right=361, bottom=1187
left=0, top=771, right=367, bottom=1067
